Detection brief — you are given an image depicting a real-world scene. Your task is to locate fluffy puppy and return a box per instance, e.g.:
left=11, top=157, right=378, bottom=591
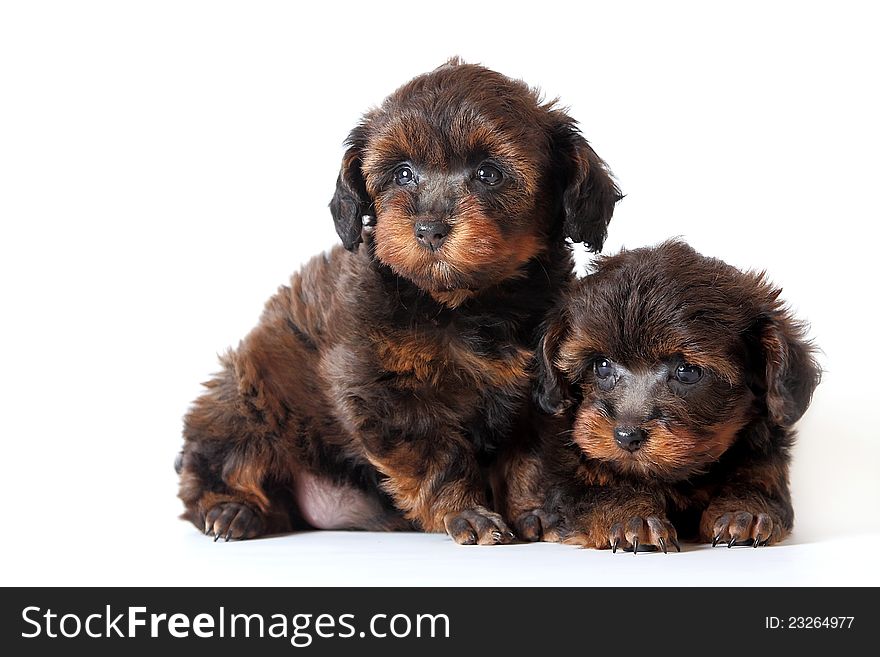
left=507, top=240, right=820, bottom=550
left=175, top=59, right=621, bottom=544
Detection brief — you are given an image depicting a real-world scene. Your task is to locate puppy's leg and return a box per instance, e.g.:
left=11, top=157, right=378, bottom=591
left=177, top=351, right=295, bottom=541
left=492, top=445, right=559, bottom=542
left=699, top=458, right=793, bottom=547
left=558, top=485, right=680, bottom=553
left=361, top=435, right=514, bottom=545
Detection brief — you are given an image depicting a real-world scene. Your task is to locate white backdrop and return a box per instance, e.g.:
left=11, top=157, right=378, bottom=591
left=1, top=1, right=877, bottom=586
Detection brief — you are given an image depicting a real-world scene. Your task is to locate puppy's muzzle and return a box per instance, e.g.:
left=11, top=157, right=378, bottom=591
left=414, top=220, right=450, bottom=252
left=614, top=426, right=647, bottom=452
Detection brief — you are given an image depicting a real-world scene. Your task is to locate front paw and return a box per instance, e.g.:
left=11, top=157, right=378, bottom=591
left=513, top=509, right=561, bottom=542
left=703, top=510, right=782, bottom=548
left=203, top=502, right=264, bottom=541
left=564, top=515, right=680, bottom=554
left=443, top=507, right=515, bottom=545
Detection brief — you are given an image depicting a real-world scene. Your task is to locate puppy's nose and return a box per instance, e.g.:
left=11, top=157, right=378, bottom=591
left=414, top=221, right=450, bottom=251
left=614, top=426, right=647, bottom=452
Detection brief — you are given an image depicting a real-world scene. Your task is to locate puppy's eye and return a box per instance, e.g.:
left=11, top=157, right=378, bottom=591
left=675, top=363, right=703, bottom=384
left=476, top=164, right=503, bottom=186
left=394, top=165, right=415, bottom=186
left=594, top=358, right=613, bottom=380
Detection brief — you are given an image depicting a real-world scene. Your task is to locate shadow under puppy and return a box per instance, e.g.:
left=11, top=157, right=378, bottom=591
left=508, top=240, right=820, bottom=551
left=176, top=59, right=621, bottom=544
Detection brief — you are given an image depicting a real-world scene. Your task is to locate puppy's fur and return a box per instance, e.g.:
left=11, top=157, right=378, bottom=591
left=505, top=240, right=820, bottom=549
left=176, top=59, right=621, bottom=544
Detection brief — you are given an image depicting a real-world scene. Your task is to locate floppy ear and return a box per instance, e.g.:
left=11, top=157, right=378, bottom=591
left=329, top=124, right=373, bottom=251
left=758, top=312, right=821, bottom=427
left=549, top=111, right=622, bottom=252
left=533, top=311, right=574, bottom=415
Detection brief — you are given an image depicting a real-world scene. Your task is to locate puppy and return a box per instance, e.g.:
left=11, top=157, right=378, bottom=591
left=506, top=240, right=820, bottom=550
left=175, top=59, right=621, bottom=544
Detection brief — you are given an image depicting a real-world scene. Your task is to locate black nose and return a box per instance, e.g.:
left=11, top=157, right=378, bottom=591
left=614, top=426, right=647, bottom=452
left=414, top=221, right=450, bottom=251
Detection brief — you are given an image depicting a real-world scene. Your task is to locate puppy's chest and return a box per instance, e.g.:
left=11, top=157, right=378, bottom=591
left=373, top=326, right=532, bottom=395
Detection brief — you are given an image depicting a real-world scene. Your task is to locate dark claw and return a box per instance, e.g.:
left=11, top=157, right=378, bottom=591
left=753, top=538, right=760, bottom=548
left=761, top=538, right=771, bottom=547
left=671, top=537, right=681, bottom=552
left=727, top=537, right=736, bottom=548
left=632, top=538, right=639, bottom=555
left=225, top=532, right=232, bottom=542
left=712, top=535, right=720, bottom=547
left=213, top=533, right=220, bottom=542
left=506, top=531, right=515, bottom=539
left=611, top=537, right=619, bottom=554
left=658, top=537, right=667, bottom=554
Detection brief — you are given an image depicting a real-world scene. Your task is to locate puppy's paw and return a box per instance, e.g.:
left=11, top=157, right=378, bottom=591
left=565, top=515, right=680, bottom=553
left=704, top=510, right=783, bottom=548
left=443, top=507, right=515, bottom=545
left=513, top=509, right=561, bottom=542
left=610, top=516, right=681, bottom=554
left=203, top=502, right=264, bottom=542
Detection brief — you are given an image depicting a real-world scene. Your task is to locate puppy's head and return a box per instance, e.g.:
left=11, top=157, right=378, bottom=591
left=536, top=240, right=821, bottom=481
left=329, top=58, right=621, bottom=306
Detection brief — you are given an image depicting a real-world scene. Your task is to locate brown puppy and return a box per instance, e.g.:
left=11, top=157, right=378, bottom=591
left=506, top=240, right=820, bottom=550
left=175, top=59, right=621, bottom=544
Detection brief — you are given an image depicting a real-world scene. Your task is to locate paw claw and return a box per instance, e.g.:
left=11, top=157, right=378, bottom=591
left=203, top=502, right=263, bottom=542
left=444, top=507, right=511, bottom=546
left=706, top=509, right=778, bottom=549
left=603, top=516, right=678, bottom=554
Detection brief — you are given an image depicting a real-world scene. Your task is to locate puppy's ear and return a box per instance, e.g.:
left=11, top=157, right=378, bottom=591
left=757, top=310, right=821, bottom=427
left=549, top=111, right=622, bottom=252
left=534, top=311, right=574, bottom=415
left=329, top=123, right=372, bottom=251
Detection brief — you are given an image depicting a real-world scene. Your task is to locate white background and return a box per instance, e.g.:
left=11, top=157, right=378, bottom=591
left=1, top=1, right=878, bottom=586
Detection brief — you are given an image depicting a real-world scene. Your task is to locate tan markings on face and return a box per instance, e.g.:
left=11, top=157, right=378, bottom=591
left=373, top=192, right=545, bottom=304
left=555, top=330, right=743, bottom=387
left=677, top=351, right=742, bottom=384
left=442, top=195, right=545, bottom=278
left=555, top=334, right=601, bottom=378
left=372, top=195, right=435, bottom=285
left=457, top=122, right=540, bottom=197
left=573, top=405, right=751, bottom=480
left=572, top=408, right=621, bottom=464
left=362, top=119, right=445, bottom=180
